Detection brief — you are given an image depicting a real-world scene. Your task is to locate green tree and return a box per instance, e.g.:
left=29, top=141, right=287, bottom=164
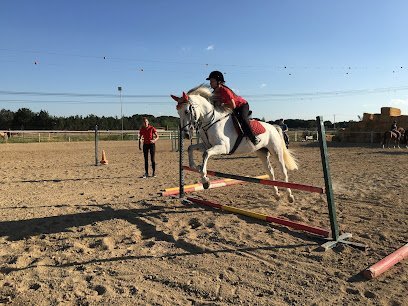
left=13, top=108, right=35, bottom=129
left=0, top=109, right=14, bottom=129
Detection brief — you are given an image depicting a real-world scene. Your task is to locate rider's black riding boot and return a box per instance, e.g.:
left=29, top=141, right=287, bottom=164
left=239, top=118, right=258, bottom=145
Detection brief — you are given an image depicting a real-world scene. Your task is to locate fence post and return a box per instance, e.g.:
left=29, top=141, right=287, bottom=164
left=173, top=131, right=176, bottom=151
left=176, top=130, right=179, bottom=152
left=95, top=125, right=98, bottom=166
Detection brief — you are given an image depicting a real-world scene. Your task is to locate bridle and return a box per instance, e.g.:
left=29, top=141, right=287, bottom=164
left=179, top=101, right=198, bottom=131
left=177, top=95, right=231, bottom=147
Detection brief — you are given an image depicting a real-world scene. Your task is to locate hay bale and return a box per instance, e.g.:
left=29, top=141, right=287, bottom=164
left=373, top=114, right=381, bottom=121
left=381, top=107, right=401, bottom=116
left=397, top=115, right=408, bottom=127
left=363, top=113, right=374, bottom=121
left=379, top=114, right=394, bottom=122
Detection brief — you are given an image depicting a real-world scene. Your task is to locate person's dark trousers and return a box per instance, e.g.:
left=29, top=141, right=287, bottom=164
left=234, top=104, right=256, bottom=142
left=143, top=143, right=156, bottom=175
left=283, top=133, right=289, bottom=148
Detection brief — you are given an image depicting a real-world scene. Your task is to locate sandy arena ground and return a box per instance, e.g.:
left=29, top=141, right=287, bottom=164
left=0, top=140, right=407, bottom=305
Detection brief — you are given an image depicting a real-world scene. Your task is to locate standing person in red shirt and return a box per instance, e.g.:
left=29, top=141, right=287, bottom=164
left=139, top=117, right=159, bottom=178
left=206, top=71, right=260, bottom=145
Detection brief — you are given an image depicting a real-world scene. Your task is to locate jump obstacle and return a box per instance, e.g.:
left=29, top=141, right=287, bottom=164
left=176, top=116, right=367, bottom=251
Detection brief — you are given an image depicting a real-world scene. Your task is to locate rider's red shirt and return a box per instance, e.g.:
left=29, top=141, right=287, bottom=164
left=215, top=85, right=247, bottom=109
left=139, top=125, right=157, bottom=144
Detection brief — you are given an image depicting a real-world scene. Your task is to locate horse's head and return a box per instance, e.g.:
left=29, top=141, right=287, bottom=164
left=171, top=92, right=198, bottom=139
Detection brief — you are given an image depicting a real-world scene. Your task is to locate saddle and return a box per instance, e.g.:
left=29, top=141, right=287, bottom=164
left=231, top=113, right=266, bottom=136
left=229, top=113, right=266, bottom=154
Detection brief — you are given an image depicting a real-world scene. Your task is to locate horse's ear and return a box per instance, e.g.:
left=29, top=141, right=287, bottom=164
left=170, top=94, right=180, bottom=102
left=182, top=92, right=188, bottom=102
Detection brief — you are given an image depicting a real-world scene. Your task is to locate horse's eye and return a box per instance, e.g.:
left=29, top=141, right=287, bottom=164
left=185, top=110, right=189, bottom=115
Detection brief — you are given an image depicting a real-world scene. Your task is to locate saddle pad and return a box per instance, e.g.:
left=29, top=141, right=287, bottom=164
left=250, top=120, right=266, bottom=135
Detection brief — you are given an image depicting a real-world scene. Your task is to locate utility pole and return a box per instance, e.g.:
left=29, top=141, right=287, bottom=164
left=333, top=114, right=336, bottom=129
left=118, top=86, right=123, bottom=140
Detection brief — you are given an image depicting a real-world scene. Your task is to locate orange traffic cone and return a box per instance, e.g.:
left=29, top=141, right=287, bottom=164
left=100, top=150, right=108, bottom=165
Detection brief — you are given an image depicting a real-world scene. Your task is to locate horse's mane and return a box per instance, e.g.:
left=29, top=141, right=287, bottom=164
left=187, top=84, right=231, bottom=113
left=187, top=84, right=212, bottom=99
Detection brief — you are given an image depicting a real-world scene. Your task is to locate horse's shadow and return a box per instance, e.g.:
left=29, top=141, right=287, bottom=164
left=0, top=200, right=323, bottom=267
left=0, top=200, right=322, bottom=274
left=0, top=202, right=323, bottom=244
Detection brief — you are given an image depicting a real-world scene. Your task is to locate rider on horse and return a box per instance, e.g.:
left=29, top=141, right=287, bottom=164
left=206, top=71, right=260, bottom=145
left=279, top=119, right=289, bottom=148
left=391, top=120, right=401, bottom=139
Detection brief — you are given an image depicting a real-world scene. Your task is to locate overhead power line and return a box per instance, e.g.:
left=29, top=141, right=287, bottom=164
left=0, top=99, right=170, bottom=104
left=0, top=48, right=407, bottom=71
left=1, top=85, right=408, bottom=101
left=0, top=90, right=168, bottom=98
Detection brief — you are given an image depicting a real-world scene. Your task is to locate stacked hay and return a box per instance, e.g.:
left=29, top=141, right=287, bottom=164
left=381, top=107, right=401, bottom=116
left=342, top=107, right=408, bottom=143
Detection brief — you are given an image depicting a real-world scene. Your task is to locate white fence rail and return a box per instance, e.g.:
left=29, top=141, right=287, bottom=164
left=1, top=129, right=386, bottom=147
left=3, top=129, right=178, bottom=143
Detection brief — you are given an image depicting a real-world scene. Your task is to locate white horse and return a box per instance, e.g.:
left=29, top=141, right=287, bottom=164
left=171, top=85, right=298, bottom=203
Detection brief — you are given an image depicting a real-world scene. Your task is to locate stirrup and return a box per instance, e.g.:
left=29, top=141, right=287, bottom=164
left=252, top=137, right=260, bottom=145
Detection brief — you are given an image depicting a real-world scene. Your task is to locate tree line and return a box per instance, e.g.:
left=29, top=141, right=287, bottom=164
left=0, top=108, right=180, bottom=131
left=0, top=108, right=349, bottom=131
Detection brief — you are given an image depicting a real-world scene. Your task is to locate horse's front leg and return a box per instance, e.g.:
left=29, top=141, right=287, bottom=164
left=200, top=144, right=228, bottom=189
left=187, top=143, right=206, bottom=170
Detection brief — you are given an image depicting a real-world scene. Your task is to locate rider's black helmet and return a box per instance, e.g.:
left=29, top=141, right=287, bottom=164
left=206, top=71, right=225, bottom=83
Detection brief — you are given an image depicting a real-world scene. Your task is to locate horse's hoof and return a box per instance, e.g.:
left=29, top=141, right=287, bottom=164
left=203, top=182, right=210, bottom=189
left=274, top=193, right=281, bottom=201
left=288, top=195, right=295, bottom=203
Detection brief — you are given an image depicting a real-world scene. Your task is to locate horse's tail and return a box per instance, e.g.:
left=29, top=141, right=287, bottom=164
left=276, top=126, right=298, bottom=170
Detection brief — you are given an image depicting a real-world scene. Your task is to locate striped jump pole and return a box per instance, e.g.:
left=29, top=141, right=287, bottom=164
left=183, top=166, right=325, bottom=194
left=162, top=175, right=269, bottom=196
left=363, top=243, right=408, bottom=279
left=186, top=197, right=330, bottom=238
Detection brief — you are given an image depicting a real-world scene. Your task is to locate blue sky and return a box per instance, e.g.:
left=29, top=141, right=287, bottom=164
left=1, top=0, right=407, bottom=122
